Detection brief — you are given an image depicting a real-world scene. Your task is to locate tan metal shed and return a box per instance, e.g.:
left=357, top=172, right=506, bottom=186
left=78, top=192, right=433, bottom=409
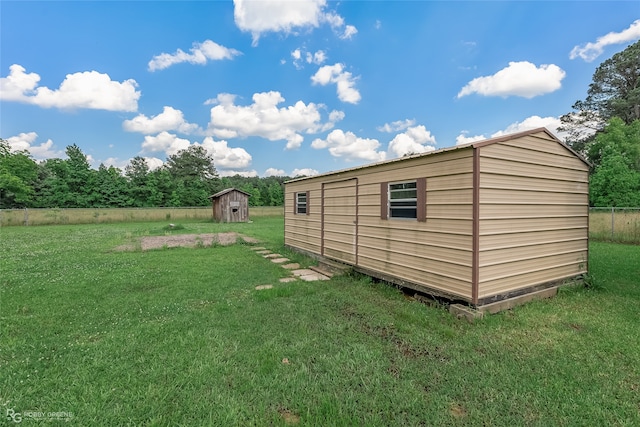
left=209, top=188, right=250, bottom=223
left=284, top=128, right=590, bottom=309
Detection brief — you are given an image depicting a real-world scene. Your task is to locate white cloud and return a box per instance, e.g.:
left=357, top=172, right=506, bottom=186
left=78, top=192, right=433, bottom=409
left=119, top=157, right=164, bottom=171
left=207, top=91, right=332, bottom=150
left=218, top=170, right=258, bottom=178
left=139, top=133, right=254, bottom=173
left=148, top=40, right=241, bottom=72
left=233, top=0, right=356, bottom=45
left=102, top=157, right=129, bottom=170
left=387, top=126, right=436, bottom=158
left=455, top=131, right=486, bottom=146
left=310, top=50, right=327, bottom=64
left=570, top=19, right=640, bottom=62
left=340, top=25, right=358, bottom=40
left=377, top=119, right=416, bottom=133
left=140, top=131, right=191, bottom=156
left=6, top=132, right=64, bottom=159
left=0, top=64, right=140, bottom=112
left=457, top=61, right=565, bottom=99
left=199, top=137, right=252, bottom=170
left=145, top=157, right=165, bottom=171
left=291, top=48, right=327, bottom=69
left=328, top=110, right=345, bottom=123
left=265, top=167, right=286, bottom=177
left=311, top=129, right=386, bottom=162
left=454, top=115, right=572, bottom=146
left=218, top=169, right=258, bottom=178
left=292, top=168, right=319, bottom=177
left=491, top=115, right=563, bottom=138
left=123, top=106, right=201, bottom=135
left=311, top=63, right=361, bottom=104
left=322, top=12, right=356, bottom=39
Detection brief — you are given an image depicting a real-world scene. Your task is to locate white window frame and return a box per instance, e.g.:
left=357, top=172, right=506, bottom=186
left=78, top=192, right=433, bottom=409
left=296, top=192, right=307, bottom=214
left=388, top=180, right=417, bottom=219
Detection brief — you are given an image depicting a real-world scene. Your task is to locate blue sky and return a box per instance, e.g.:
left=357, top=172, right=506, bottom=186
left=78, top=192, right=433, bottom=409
left=1, top=1, right=638, bottom=177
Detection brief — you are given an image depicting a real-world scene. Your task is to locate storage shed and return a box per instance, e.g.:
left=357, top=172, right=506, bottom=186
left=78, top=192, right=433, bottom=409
left=284, top=128, right=590, bottom=309
left=209, top=188, right=250, bottom=223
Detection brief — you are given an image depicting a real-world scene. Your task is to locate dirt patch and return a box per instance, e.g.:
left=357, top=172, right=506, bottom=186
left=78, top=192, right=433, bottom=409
left=115, top=232, right=259, bottom=251
left=277, top=408, right=300, bottom=425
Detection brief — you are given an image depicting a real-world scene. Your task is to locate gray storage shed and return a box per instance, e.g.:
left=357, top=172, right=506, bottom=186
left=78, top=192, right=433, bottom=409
left=284, top=128, right=590, bottom=309
left=209, top=188, right=250, bottom=223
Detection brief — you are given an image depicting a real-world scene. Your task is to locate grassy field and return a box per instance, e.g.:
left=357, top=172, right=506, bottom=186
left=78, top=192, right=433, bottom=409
left=0, top=206, right=284, bottom=227
left=2, top=206, right=640, bottom=245
left=1, top=218, right=639, bottom=425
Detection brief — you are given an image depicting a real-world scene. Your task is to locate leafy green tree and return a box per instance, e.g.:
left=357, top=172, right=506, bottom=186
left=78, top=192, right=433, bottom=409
left=240, top=184, right=262, bottom=206
left=64, top=144, right=93, bottom=207
left=92, top=164, right=132, bottom=207
left=0, top=139, right=38, bottom=208
left=590, top=148, right=640, bottom=207
left=148, top=168, right=174, bottom=207
left=560, top=40, right=640, bottom=158
left=125, top=156, right=154, bottom=207
left=34, top=158, right=71, bottom=207
left=586, top=117, right=640, bottom=172
left=165, top=146, right=218, bottom=206
left=267, top=181, right=284, bottom=206
left=588, top=118, right=640, bottom=206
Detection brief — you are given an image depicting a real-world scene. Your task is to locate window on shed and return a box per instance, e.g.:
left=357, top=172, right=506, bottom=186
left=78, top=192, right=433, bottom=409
left=295, top=192, right=308, bottom=214
left=389, top=181, right=417, bottom=219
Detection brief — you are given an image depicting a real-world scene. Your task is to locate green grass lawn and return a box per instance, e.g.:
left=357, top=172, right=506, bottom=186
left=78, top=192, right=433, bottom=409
left=1, top=218, right=639, bottom=426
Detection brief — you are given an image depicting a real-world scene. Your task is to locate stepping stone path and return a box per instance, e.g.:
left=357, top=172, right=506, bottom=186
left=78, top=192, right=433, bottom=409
left=249, top=246, right=331, bottom=288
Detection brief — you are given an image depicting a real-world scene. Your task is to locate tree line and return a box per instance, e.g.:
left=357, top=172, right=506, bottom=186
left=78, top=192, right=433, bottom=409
left=561, top=40, right=640, bottom=207
left=2, top=41, right=639, bottom=209
left=0, top=143, right=288, bottom=209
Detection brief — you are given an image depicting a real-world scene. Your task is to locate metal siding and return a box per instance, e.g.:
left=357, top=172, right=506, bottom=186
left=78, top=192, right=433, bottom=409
left=480, top=156, right=587, bottom=182
left=477, top=133, right=589, bottom=299
left=353, top=151, right=475, bottom=300
left=481, top=173, right=588, bottom=193
left=480, top=204, right=587, bottom=219
left=480, top=189, right=587, bottom=205
left=479, top=263, right=587, bottom=299
left=322, top=179, right=357, bottom=263
left=284, top=182, right=323, bottom=255
left=481, top=228, right=587, bottom=250
left=357, top=250, right=472, bottom=297
left=480, top=143, right=586, bottom=171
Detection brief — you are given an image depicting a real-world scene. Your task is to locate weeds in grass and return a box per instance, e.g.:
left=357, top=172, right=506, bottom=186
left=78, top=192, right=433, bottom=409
left=162, top=223, right=185, bottom=231
left=1, top=221, right=639, bottom=425
left=581, top=273, right=601, bottom=291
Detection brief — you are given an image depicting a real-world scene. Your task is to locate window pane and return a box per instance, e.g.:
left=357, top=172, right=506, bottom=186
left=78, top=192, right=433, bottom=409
left=390, top=190, right=417, bottom=200
left=390, top=208, right=417, bottom=218
left=391, top=200, right=417, bottom=207
left=390, top=182, right=416, bottom=191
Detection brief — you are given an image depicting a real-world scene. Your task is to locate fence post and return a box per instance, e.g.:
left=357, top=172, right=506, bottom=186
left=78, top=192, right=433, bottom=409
left=24, top=207, right=29, bottom=226
left=611, top=207, right=615, bottom=240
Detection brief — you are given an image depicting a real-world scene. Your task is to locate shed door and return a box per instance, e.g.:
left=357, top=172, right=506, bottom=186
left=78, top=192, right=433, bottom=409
left=322, top=178, right=358, bottom=264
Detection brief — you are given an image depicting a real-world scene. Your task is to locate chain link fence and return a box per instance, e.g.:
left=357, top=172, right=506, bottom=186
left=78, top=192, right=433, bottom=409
left=0, top=206, right=284, bottom=227
left=589, top=207, right=640, bottom=244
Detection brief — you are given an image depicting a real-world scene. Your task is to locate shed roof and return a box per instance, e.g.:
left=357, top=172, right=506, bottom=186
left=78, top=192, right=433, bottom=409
left=286, top=127, right=590, bottom=184
left=208, top=188, right=252, bottom=199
